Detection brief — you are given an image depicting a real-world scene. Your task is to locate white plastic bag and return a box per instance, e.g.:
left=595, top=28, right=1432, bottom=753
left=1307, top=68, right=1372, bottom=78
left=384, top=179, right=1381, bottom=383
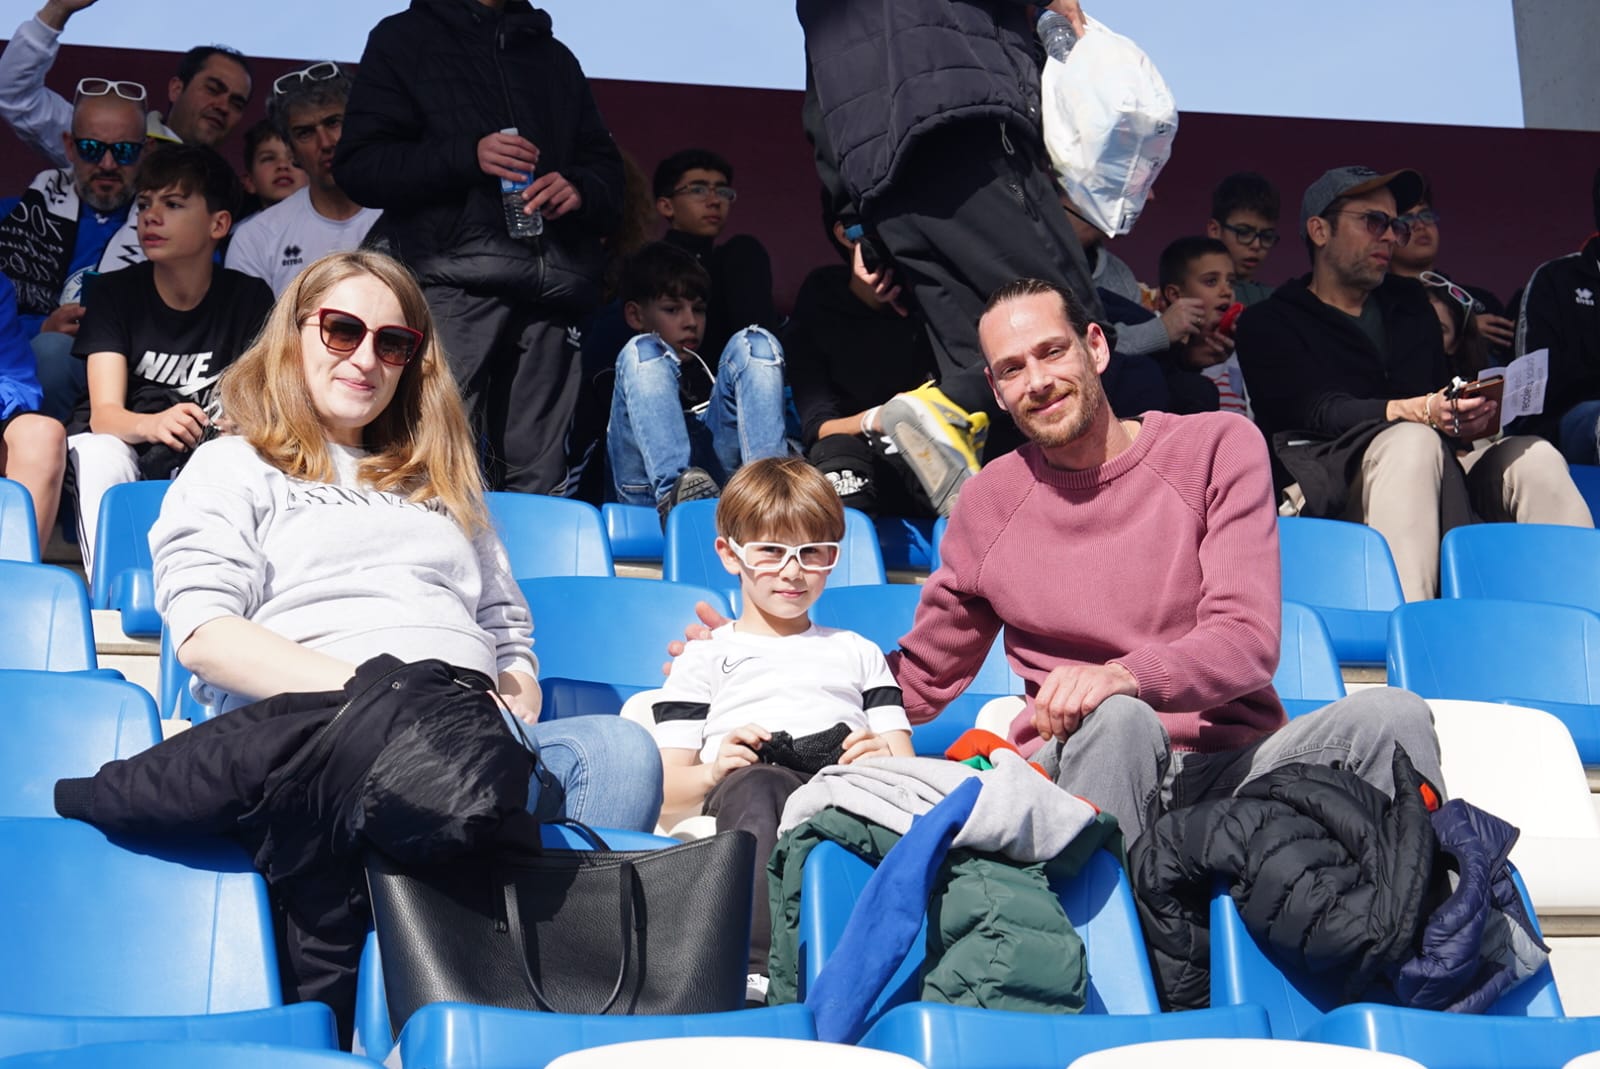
left=1041, top=15, right=1178, bottom=238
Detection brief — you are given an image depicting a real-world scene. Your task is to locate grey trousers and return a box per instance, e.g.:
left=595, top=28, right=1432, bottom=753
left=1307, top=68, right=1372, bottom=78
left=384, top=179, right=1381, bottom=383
left=1038, top=688, right=1444, bottom=846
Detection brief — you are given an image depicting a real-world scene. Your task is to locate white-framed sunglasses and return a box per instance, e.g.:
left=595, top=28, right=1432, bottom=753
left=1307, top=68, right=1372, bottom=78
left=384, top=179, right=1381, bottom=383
left=726, top=537, right=841, bottom=574
left=273, top=61, right=343, bottom=97
left=74, top=78, right=147, bottom=104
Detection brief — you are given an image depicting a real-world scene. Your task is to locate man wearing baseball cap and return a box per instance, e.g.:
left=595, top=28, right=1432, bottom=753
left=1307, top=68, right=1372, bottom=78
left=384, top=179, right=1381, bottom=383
left=1236, top=165, right=1590, bottom=601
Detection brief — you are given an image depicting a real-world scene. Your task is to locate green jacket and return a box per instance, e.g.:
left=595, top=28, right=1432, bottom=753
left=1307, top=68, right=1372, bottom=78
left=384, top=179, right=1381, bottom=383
left=767, top=805, right=1120, bottom=1012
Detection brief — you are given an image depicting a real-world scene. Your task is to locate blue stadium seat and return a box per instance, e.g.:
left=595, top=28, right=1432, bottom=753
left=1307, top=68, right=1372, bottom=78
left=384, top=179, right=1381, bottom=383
left=0, top=562, right=98, bottom=672
left=873, top=516, right=936, bottom=572
left=0, top=478, right=40, bottom=563
left=1300, top=1005, right=1600, bottom=1069
left=601, top=503, right=665, bottom=563
left=355, top=825, right=678, bottom=1054
left=1278, top=517, right=1403, bottom=665
left=0, top=818, right=282, bottom=1017
left=1275, top=601, right=1346, bottom=718
left=516, top=577, right=733, bottom=719
left=0, top=1007, right=336, bottom=1062
left=1387, top=599, right=1600, bottom=763
left=0, top=671, right=160, bottom=817
left=1441, top=523, right=1600, bottom=612
left=1209, top=870, right=1563, bottom=1041
left=931, top=516, right=948, bottom=572
left=807, top=583, right=1023, bottom=755
left=486, top=492, right=613, bottom=579
left=89, top=482, right=168, bottom=630
left=1568, top=464, right=1600, bottom=525
left=663, top=500, right=884, bottom=612
left=799, top=842, right=1160, bottom=1035
left=0, top=1039, right=365, bottom=1068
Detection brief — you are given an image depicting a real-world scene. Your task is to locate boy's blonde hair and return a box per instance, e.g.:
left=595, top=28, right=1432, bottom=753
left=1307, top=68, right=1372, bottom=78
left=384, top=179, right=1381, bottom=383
left=716, top=457, right=845, bottom=544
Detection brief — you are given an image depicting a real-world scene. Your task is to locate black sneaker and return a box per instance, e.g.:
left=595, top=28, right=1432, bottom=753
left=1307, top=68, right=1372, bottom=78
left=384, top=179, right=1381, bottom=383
left=657, top=466, right=720, bottom=528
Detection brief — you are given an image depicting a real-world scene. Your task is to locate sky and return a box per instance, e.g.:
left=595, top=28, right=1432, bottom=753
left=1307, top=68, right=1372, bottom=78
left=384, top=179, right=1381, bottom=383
left=0, top=0, right=1527, bottom=128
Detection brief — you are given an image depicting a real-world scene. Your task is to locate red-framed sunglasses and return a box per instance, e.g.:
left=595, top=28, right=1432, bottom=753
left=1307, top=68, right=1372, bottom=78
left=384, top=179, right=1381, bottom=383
left=307, top=307, right=423, bottom=366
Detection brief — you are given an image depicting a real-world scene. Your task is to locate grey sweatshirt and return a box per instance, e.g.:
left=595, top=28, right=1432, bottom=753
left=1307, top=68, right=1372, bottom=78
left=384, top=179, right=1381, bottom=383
left=151, top=436, right=537, bottom=708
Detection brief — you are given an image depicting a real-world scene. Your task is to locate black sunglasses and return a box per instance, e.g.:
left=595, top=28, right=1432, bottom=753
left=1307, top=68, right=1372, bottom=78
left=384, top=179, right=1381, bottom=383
left=73, top=137, right=143, bottom=166
left=1217, top=221, right=1279, bottom=249
left=307, top=307, right=423, bottom=367
left=1329, top=209, right=1412, bottom=247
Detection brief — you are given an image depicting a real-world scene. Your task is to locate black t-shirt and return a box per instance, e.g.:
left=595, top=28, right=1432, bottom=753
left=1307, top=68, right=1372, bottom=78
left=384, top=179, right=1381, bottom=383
left=70, top=261, right=274, bottom=435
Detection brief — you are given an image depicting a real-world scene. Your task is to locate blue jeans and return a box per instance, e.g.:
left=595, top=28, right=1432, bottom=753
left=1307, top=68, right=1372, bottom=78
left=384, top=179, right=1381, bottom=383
left=607, top=327, right=787, bottom=505
left=520, top=714, right=663, bottom=832
left=1558, top=400, right=1600, bottom=465
left=31, top=330, right=83, bottom=423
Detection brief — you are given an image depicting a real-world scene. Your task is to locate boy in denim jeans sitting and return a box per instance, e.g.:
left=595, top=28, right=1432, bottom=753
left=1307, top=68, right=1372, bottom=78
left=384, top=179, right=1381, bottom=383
left=653, top=457, right=913, bottom=1002
left=607, top=241, right=788, bottom=524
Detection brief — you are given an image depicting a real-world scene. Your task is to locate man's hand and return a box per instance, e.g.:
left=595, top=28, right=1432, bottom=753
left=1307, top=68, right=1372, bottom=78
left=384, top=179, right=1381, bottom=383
left=1477, top=313, right=1516, bottom=351
left=1161, top=298, right=1206, bottom=344
left=709, top=724, right=769, bottom=786
left=663, top=600, right=731, bottom=674
left=524, top=171, right=581, bottom=219
left=1032, top=662, right=1138, bottom=743
left=40, top=302, right=83, bottom=336
left=1043, top=0, right=1088, bottom=36
left=139, top=402, right=208, bottom=450
left=476, top=130, right=539, bottom=184
left=852, top=240, right=907, bottom=317
left=38, top=0, right=98, bottom=32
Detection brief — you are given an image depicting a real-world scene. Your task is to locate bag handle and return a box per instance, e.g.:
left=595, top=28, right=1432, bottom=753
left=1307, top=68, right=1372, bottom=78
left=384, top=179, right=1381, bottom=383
left=502, top=857, right=643, bottom=1014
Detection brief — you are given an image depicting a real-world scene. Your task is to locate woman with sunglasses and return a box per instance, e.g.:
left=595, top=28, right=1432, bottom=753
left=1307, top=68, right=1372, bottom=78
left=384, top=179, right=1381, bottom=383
left=149, top=249, right=663, bottom=832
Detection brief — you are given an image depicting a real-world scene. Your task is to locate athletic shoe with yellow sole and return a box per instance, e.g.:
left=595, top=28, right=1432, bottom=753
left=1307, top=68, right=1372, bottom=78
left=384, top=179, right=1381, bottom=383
left=878, top=384, right=989, bottom=517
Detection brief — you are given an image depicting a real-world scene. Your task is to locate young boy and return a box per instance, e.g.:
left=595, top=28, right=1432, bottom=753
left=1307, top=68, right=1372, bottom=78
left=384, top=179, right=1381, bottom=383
left=652, top=456, right=914, bottom=1002
left=67, top=144, right=274, bottom=571
left=238, top=118, right=306, bottom=215
left=654, top=148, right=779, bottom=361
left=607, top=241, right=788, bottom=524
left=1157, top=236, right=1248, bottom=416
left=1205, top=172, right=1281, bottom=307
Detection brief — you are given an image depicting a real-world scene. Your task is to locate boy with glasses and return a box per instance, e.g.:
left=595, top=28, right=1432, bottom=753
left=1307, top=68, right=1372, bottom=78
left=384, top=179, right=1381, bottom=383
left=655, top=148, right=779, bottom=363
left=1205, top=172, right=1282, bottom=308
left=652, top=456, right=912, bottom=1003
left=66, top=144, right=273, bottom=571
left=1236, top=164, right=1590, bottom=601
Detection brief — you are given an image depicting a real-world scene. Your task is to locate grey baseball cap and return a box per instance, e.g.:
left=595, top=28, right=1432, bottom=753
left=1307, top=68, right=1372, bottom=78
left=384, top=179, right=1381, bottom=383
left=1300, top=166, right=1426, bottom=230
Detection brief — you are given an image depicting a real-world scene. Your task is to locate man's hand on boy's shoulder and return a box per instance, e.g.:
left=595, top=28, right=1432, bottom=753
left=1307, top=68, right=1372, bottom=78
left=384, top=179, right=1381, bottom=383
left=662, top=600, right=730, bottom=676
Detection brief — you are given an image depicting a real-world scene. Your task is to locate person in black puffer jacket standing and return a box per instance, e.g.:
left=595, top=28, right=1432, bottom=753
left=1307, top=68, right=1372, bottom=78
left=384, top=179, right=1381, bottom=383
left=334, top=0, right=622, bottom=495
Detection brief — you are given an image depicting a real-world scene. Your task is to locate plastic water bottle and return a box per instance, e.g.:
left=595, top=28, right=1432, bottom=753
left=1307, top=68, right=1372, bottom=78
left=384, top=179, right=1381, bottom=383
left=499, top=126, right=543, bottom=239
left=1037, top=9, right=1078, bottom=62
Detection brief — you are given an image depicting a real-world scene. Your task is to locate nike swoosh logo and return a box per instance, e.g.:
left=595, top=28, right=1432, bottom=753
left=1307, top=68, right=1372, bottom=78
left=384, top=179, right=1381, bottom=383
left=720, top=657, right=757, bottom=674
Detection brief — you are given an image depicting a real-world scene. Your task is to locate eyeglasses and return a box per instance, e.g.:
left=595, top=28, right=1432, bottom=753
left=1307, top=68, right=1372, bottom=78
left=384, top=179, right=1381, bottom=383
left=1217, top=221, right=1279, bottom=249
left=1400, top=209, right=1440, bottom=228
left=1329, top=209, right=1412, bottom=247
left=1420, top=270, right=1480, bottom=316
left=726, top=537, right=841, bottom=574
left=273, top=61, right=343, bottom=97
left=305, top=308, right=423, bottom=367
left=671, top=182, right=737, bottom=204
left=73, top=138, right=143, bottom=166
left=74, top=78, right=147, bottom=104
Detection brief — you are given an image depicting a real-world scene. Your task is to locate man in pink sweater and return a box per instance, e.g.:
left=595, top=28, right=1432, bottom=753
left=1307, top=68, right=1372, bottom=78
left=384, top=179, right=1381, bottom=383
left=885, top=277, right=1441, bottom=841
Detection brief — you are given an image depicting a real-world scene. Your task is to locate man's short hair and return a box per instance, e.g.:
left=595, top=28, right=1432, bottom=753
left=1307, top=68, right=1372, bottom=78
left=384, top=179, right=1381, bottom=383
left=652, top=148, right=734, bottom=199
left=175, top=45, right=252, bottom=90
left=267, top=64, right=352, bottom=140
left=716, top=456, right=845, bottom=545
left=982, top=278, right=1095, bottom=341
left=136, top=143, right=242, bottom=217
left=619, top=241, right=711, bottom=306
left=1158, top=236, right=1232, bottom=290
left=1210, top=172, right=1280, bottom=223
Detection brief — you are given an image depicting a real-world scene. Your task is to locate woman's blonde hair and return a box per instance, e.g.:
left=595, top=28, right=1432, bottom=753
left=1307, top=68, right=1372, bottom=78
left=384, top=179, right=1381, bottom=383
left=220, top=249, right=488, bottom=531
left=716, top=456, right=845, bottom=545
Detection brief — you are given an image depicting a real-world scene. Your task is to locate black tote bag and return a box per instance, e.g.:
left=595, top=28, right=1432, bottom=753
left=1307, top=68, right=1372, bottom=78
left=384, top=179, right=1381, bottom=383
left=365, top=822, right=755, bottom=1036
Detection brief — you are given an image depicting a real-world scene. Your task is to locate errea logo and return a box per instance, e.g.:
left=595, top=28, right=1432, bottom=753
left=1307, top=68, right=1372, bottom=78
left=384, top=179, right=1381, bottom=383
left=282, top=244, right=304, bottom=269
left=1579, top=287, right=1595, bottom=307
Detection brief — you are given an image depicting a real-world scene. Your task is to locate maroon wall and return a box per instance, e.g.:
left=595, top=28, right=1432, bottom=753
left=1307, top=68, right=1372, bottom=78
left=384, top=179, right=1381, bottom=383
left=8, top=39, right=1598, bottom=312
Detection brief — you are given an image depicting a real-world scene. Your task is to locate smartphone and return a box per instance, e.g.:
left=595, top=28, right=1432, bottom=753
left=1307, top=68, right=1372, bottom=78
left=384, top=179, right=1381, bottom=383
left=1215, top=302, right=1244, bottom=338
left=1445, top=375, right=1505, bottom=404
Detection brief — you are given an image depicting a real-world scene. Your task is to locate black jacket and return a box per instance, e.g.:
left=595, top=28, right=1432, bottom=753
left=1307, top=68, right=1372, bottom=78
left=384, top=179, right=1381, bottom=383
left=333, top=0, right=622, bottom=309
left=797, top=0, right=1043, bottom=208
left=54, top=656, right=536, bottom=1045
left=1512, top=234, right=1600, bottom=441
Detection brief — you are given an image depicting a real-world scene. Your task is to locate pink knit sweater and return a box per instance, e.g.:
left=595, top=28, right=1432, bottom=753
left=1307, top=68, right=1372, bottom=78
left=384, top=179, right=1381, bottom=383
left=890, top=410, right=1287, bottom=754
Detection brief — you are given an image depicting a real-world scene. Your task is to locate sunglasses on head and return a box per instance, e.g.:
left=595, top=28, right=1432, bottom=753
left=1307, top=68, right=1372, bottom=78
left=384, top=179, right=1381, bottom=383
left=1420, top=270, right=1479, bottom=316
left=307, top=307, right=423, bottom=367
left=74, top=77, right=147, bottom=104
left=73, top=138, right=143, bottom=166
left=1329, top=208, right=1412, bottom=247
left=273, top=61, right=343, bottom=97
left=1217, top=220, right=1279, bottom=249
left=726, top=537, right=841, bottom=574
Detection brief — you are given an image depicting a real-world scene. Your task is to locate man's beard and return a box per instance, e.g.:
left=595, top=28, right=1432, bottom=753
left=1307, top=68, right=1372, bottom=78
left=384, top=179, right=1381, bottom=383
left=1013, top=371, right=1104, bottom=450
left=79, top=173, right=130, bottom=214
